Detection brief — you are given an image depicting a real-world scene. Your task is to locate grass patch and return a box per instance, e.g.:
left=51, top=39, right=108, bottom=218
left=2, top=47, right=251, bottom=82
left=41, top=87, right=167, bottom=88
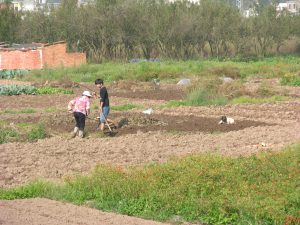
left=186, top=89, right=228, bottom=106
left=27, top=123, right=47, bottom=141
left=0, top=122, right=49, bottom=144
left=16, top=122, right=32, bottom=128
left=19, top=56, right=300, bottom=83
left=280, top=74, right=300, bottom=87
left=36, top=86, right=73, bottom=95
left=2, top=108, right=37, bottom=114
left=111, top=104, right=142, bottom=111
left=1, top=144, right=299, bottom=224
left=0, top=127, right=19, bottom=144
left=44, top=107, right=65, bottom=113
left=231, top=96, right=290, bottom=104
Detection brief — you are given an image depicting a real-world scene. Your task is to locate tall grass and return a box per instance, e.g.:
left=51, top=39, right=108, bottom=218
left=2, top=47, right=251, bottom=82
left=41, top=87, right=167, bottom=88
left=22, top=56, right=300, bottom=83
left=1, top=144, right=299, bottom=224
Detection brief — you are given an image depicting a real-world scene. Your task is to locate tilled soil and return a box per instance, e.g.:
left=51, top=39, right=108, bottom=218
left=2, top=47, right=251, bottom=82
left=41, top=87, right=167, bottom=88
left=0, top=82, right=300, bottom=225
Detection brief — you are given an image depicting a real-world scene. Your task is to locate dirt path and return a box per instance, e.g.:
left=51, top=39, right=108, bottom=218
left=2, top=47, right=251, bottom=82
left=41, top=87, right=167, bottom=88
left=0, top=198, right=171, bottom=225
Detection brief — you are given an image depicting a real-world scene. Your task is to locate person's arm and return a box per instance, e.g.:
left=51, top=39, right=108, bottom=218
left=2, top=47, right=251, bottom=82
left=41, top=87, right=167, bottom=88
left=68, top=99, right=75, bottom=112
left=86, top=100, right=91, bottom=116
left=99, top=88, right=105, bottom=113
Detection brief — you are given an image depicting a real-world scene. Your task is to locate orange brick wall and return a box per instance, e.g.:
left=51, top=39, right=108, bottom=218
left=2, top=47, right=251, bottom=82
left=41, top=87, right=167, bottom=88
left=0, top=42, right=86, bottom=70
left=0, top=50, right=42, bottom=70
left=42, top=43, right=86, bottom=68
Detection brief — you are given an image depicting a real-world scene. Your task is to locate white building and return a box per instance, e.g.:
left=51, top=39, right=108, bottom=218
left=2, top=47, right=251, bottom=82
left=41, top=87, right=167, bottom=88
left=276, top=0, right=300, bottom=14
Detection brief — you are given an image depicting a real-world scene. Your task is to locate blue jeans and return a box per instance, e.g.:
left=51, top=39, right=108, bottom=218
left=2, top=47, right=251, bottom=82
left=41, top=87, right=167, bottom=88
left=100, top=106, right=110, bottom=123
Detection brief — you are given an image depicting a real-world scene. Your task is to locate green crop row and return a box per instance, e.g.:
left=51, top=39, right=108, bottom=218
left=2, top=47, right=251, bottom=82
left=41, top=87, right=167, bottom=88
left=0, top=85, right=73, bottom=96
left=0, top=85, right=36, bottom=96
left=0, top=70, right=29, bottom=79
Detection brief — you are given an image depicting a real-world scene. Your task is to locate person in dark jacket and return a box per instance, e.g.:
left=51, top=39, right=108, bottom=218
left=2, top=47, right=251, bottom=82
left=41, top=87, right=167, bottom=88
left=94, top=79, right=114, bottom=132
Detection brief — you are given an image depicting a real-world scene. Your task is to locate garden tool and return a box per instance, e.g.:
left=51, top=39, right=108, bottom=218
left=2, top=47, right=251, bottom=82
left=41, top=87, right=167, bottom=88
left=74, top=82, right=97, bottom=97
left=100, top=112, right=113, bottom=133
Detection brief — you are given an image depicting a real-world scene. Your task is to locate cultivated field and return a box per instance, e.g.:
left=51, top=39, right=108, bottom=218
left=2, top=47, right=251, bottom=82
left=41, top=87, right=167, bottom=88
left=0, top=60, right=300, bottom=225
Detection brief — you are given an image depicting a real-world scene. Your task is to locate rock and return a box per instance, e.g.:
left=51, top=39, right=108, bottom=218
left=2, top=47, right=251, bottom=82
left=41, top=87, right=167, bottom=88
left=143, top=108, right=154, bottom=115
left=177, top=79, right=190, bottom=86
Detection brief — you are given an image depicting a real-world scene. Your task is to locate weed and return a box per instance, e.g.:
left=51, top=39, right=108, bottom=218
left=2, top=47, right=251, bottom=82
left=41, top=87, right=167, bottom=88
left=16, top=122, right=31, bottom=128
left=0, top=128, right=18, bottom=144
left=280, top=74, right=300, bottom=86
left=44, top=107, right=63, bottom=113
left=111, top=104, right=141, bottom=111
left=256, top=83, right=277, bottom=97
left=36, top=86, right=73, bottom=95
left=2, top=108, right=37, bottom=114
left=20, top=108, right=36, bottom=114
left=208, top=66, right=241, bottom=79
left=231, top=95, right=289, bottom=104
left=27, top=123, right=47, bottom=141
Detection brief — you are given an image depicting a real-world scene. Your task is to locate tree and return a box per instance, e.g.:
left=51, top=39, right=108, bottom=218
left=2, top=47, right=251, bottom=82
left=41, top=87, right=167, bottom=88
left=0, top=1, right=20, bottom=43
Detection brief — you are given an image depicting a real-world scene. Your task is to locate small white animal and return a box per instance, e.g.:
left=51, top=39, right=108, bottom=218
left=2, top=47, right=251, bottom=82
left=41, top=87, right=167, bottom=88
left=218, top=116, right=235, bottom=125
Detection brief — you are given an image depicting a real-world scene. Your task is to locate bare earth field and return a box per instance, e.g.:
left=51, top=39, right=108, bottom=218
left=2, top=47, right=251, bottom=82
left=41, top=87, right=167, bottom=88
left=0, top=82, right=300, bottom=225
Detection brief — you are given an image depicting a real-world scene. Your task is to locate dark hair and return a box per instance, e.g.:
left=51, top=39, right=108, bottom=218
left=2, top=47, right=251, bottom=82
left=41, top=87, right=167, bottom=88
left=95, top=79, right=103, bottom=85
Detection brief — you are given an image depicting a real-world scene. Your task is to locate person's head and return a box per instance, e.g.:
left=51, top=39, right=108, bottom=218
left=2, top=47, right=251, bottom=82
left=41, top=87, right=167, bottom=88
left=95, top=79, right=104, bottom=88
left=82, top=90, right=92, bottom=98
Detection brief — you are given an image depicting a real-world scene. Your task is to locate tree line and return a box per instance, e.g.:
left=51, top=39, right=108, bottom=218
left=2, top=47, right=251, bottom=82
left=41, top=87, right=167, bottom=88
left=0, top=0, right=299, bottom=62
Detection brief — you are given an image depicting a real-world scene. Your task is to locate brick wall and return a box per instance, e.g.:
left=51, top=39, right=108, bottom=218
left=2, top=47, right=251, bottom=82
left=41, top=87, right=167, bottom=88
left=0, top=42, right=86, bottom=70
left=0, top=50, right=42, bottom=70
left=42, top=43, right=86, bottom=68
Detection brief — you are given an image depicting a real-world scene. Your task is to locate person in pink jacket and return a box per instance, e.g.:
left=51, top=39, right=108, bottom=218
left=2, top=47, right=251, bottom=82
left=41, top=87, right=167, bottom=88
left=68, top=91, right=92, bottom=138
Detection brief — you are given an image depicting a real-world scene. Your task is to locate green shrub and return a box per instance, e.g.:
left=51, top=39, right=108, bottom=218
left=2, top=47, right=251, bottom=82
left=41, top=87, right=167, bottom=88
left=27, top=124, right=47, bottom=141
